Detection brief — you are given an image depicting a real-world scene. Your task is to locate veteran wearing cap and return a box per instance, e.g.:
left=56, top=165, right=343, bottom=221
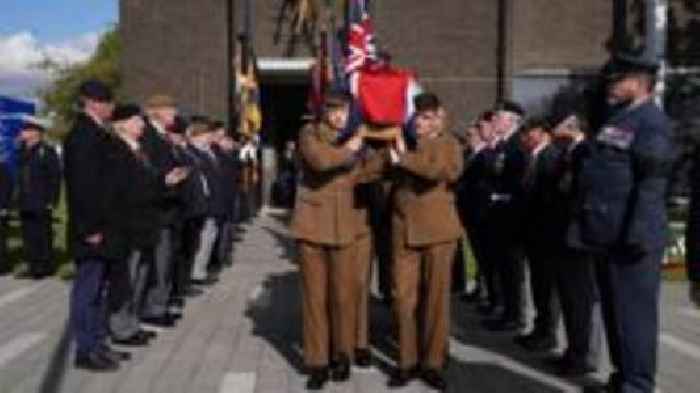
left=567, top=54, right=673, bottom=393
left=15, top=118, right=61, bottom=279
left=140, top=94, right=188, bottom=327
left=64, top=80, right=122, bottom=371
left=290, top=91, right=386, bottom=390
left=387, top=93, right=463, bottom=391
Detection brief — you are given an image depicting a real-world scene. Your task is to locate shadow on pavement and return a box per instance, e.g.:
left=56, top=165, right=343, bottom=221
left=38, top=319, right=72, bottom=393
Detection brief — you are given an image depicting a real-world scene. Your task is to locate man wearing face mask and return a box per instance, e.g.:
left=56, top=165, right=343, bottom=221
left=568, top=54, right=674, bottom=393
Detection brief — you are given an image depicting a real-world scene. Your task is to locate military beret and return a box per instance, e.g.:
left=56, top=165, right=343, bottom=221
left=603, top=53, right=660, bottom=81
left=494, top=100, right=525, bottom=117
left=79, top=80, right=113, bottom=102
left=145, top=94, right=176, bottom=109
left=324, top=91, right=352, bottom=109
left=111, top=104, right=143, bottom=123
left=414, top=93, right=441, bottom=112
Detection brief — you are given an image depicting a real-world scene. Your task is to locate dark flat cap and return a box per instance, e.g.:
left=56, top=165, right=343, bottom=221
left=111, top=104, right=142, bottom=122
left=79, top=80, right=113, bottom=102
left=603, top=53, right=660, bottom=81
left=494, top=100, right=525, bottom=117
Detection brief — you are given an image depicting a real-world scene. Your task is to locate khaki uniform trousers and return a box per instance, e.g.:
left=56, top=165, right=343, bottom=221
left=392, top=236, right=457, bottom=370
left=355, top=234, right=373, bottom=350
left=299, top=240, right=359, bottom=368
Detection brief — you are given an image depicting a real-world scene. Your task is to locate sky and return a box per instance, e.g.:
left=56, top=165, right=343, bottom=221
left=0, top=0, right=118, bottom=99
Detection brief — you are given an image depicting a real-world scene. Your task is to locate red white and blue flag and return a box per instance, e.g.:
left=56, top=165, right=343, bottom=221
left=345, top=0, right=377, bottom=74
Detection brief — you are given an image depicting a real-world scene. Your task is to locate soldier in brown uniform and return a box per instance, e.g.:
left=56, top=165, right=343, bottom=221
left=387, top=93, right=464, bottom=391
left=290, top=92, right=386, bottom=390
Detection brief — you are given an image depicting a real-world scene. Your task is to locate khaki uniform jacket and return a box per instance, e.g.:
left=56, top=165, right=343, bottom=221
left=290, top=123, right=386, bottom=247
left=392, top=132, right=464, bottom=247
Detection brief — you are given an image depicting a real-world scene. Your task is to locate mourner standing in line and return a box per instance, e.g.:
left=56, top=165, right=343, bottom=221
left=16, top=119, right=61, bottom=279
left=515, top=118, right=562, bottom=352
left=388, top=93, right=463, bottom=391
left=568, top=54, right=674, bottom=393
left=482, top=101, right=528, bottom=332
left=64, top=80, right=120, bottom=371
left=548, top=111, right=603, bottom=376
left=0, top=160, right=11, bottom=275
left=289, top=91, right=384, bottom=390
left=141, top=94, right=186, bottom=328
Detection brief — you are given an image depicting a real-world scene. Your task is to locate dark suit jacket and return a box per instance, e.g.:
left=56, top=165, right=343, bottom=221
left=103, top=137, right=163, bottom=252
left=522, top=143, right=563, bottom=248
left=18, top=141, right=61, bottom=212
left=141, top=120, right=182, bottom=226
left=568, top=101, right=674, bottom=256
left=0, top=162, right=13, bottom=212
left=63, top=113, right=119, bottom=261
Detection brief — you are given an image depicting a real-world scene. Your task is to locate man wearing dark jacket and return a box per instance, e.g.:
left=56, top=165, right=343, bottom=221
left=140, top=94, right=187, bottom=327
left=0, top=161, right=12, bottom=274
left=570, top=55, right=674, bottom=393
left=64, top=80, right=121, bottom=371
left=16, top=119, right=61, bottom=279
left=515, top=118, right=562, bottom=351
left=483, top=101, right=529, bottom=332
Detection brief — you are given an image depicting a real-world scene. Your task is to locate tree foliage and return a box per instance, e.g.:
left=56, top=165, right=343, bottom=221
left=39, top=28, right=121, bottom=138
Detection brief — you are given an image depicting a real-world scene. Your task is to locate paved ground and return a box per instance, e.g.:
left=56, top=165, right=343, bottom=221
left=0, top=211, right=699, bottom=393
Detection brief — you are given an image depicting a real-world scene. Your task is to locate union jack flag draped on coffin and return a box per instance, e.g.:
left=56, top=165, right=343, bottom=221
left=308, top=0, right=421, bottom=134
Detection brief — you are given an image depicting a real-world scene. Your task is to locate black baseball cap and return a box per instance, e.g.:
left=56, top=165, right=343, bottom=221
left=21, top=117, right=46, bottom=133
left=78, top=80, right=114, bottom=102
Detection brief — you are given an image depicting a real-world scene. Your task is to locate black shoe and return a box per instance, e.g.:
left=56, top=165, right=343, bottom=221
left=169, top=297, right=186, bottom=309
left=557, top=361, right=598, bottom=377
left=75, top=351, right=120, bottom=372
left=191, top=278, right=217, bottom=286
left=141, top=315, right=176, bottom=328
left=460, top=290, right=481, bottom=303
left=15, top=270, right=39, bottom=280
left=513, top=332, right=538, bottom=346
left=184, top=287, right=204, bottom=297
left=388, top=367, right=419, bottom=388
left=583, top=383, right=616, bottom=393
left=139, top=330, right=158, bottom=340
left=306, top=368, right=329, bottom=390
left=422, top=368, right=447, bottom=391
left=482, top=318, right=520, bottom=332
left=476, top=303, right=496, bottom=316
left=354, top=348, right=372, bottom=368
left=330, top=354, right=351, bottom=382
left=99, top=345, right=132, bottom=362
left=521, top=335, right=557, bottom=352
left=112, top=333, right=150, bottom=347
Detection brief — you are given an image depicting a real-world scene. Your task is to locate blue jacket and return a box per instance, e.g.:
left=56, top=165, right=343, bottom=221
left=567, top=100, right=674, bottom=256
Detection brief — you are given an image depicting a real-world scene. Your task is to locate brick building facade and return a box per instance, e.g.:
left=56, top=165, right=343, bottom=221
left=120, top=1, right=700, bottom=140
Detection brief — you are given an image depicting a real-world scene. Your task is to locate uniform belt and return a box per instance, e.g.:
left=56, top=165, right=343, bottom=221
left=490, top=193, right=512, bottom=203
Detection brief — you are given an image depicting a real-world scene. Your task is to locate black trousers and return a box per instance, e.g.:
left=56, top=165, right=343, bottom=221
left=525, top=242, right=561, bottom=338
left=451, top=240, right=466, bottom=293
left=20, top=210, right=53, bottom=274
left=556, top=247, right=601, bottom=368
left=369, top=183, right=392, bottom=300
left=466, top=221, right=499, bottom=305
left=596, top=249, right=662, bottom=393
left=0, top=217, right=8, bottom=273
